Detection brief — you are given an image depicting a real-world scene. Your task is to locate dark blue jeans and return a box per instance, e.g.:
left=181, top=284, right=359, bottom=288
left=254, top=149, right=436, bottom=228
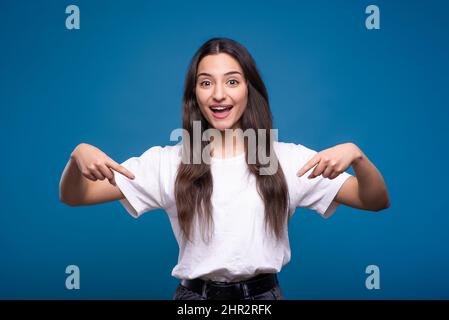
left=172, top=283, right=285, bottom=300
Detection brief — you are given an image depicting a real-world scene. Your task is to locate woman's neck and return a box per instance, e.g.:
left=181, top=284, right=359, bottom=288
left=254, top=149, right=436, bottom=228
left=210, top=129, right=245, bottom=159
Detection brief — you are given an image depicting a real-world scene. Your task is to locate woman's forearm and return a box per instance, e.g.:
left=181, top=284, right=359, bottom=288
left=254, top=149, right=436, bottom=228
left=59, top=155, right=89, bottom=206
left=352, top=149, right=390, bottom=210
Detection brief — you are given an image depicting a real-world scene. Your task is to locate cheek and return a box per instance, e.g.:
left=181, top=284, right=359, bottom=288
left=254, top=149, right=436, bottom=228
left=236, top=88, right=248, bottom=109
left=195, top=89, right=207, bottom=107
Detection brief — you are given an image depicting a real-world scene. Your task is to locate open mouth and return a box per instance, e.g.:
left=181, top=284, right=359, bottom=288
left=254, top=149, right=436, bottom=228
left=209, top=105, right=234, bottom=119
left=209, top=105, right=233, bottom=113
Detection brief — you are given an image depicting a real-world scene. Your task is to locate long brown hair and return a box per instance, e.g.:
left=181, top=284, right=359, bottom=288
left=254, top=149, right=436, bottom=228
left=175, top=38, right=290, bottom=243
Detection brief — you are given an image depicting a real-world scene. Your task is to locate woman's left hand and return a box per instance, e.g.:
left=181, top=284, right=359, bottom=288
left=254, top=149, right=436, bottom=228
left=297, top=143, right=362, bottom=180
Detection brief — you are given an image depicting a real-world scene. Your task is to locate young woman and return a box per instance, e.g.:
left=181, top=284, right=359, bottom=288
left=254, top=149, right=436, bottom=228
left=59, top=37, right=390, bottom=300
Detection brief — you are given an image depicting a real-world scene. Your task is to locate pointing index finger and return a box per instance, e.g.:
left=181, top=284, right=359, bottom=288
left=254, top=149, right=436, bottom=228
left=297, top=155, right=320, bottom=176
left=107, top=159, right=135, bottom=179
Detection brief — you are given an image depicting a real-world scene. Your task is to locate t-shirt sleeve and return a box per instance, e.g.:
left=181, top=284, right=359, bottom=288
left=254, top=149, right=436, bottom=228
left=288, top=143, right=353, bottom=218
left=114, top=146, right=166, bottom=218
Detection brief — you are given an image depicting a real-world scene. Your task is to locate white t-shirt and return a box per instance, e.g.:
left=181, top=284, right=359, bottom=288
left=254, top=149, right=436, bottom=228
left=114, top=141, right=352, bottom=282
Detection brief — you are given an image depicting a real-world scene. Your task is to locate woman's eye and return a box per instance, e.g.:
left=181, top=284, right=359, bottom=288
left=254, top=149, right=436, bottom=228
left=199, top=80, right=211, bottom=88
left=228, top=79, right=239, bottom=86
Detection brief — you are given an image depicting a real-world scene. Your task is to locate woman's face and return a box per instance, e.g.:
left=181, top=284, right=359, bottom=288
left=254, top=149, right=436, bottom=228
left=195, top=53, right=248, bottom=131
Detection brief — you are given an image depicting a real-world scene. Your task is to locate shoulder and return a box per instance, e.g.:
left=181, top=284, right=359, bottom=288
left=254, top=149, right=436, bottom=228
left=127, top=144, right=182, bottom=177
left=273, top=141, right=317, bottom=163
left=140, top=144, right=182, bottom=162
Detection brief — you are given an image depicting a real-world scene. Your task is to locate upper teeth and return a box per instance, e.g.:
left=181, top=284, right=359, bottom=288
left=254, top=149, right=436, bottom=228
left=211, top=106, right=230, bottom=110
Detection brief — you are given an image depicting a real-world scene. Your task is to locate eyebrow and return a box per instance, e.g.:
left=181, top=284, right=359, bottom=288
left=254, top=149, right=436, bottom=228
left=196, top=71, right=243, bottom=79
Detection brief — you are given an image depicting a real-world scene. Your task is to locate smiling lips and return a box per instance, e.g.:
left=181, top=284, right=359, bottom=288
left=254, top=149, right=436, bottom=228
left=209, top=104, right=233, bottom=119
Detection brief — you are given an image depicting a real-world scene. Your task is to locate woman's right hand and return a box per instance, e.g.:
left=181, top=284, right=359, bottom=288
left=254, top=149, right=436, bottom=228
left=70, top=143, right=135, bottom=186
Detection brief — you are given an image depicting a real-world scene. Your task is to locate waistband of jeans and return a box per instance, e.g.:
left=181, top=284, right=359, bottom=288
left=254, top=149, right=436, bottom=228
left=180, top=273, right=278, bottom=300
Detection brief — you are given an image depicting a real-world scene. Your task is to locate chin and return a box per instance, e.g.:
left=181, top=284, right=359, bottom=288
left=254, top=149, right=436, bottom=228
left=206, top=118, right=233, bottom=131
left=210, top=124, right=230, bottom=131
left=213, top=121, right=237, bottom=131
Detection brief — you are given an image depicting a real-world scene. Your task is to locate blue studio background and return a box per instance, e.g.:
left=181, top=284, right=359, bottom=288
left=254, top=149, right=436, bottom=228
left=1, top=0, right=448, bottom=299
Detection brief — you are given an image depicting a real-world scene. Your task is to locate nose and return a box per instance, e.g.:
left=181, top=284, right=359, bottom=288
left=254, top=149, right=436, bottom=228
left=212, top=83, right=226, bottom=101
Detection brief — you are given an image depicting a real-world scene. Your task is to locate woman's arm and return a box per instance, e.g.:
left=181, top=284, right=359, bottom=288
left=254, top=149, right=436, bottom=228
left=59, top=143, right=134, bottom=206
left=334, top=148, right=390, bottom=211
left=297, top=143, right=390, bottom=212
